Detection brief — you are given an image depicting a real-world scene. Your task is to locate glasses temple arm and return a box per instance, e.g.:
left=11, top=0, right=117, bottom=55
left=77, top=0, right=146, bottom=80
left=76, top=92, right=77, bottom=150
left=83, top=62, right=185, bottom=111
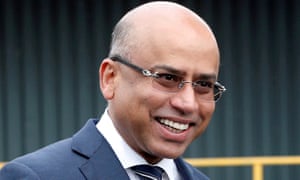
left=110, top=55, right=145, bottom=74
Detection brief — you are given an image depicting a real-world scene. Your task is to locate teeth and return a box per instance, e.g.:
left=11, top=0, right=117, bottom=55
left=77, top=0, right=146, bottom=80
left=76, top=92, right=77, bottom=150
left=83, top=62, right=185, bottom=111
left=159, top=119, right=189, bottom=131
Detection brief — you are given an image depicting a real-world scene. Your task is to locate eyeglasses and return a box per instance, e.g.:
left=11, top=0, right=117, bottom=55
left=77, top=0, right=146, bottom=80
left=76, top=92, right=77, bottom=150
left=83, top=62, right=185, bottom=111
left=110, top=55, right=226, bottom=102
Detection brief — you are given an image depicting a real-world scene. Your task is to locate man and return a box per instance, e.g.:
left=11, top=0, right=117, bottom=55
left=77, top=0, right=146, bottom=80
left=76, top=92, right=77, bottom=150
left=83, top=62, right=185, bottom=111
left=0, top=1, right=226, bottom=179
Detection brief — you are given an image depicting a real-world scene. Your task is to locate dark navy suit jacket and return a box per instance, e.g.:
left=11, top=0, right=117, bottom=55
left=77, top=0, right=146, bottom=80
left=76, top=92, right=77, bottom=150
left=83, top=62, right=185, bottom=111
left=0, top=119, right=209, bottom=180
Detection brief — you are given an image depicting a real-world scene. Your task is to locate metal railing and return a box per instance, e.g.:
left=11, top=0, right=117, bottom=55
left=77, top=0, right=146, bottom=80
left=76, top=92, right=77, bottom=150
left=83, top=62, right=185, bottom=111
left=186, top=156, right=300, bottom=180
left=1, top=156, right=300, bottom=179
left=0, top=162, right=4, bottom=169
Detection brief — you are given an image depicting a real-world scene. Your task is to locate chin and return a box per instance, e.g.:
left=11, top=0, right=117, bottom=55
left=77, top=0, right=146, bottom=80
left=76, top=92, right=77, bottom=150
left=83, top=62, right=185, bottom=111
left=153, top=146, right=186, bottom=160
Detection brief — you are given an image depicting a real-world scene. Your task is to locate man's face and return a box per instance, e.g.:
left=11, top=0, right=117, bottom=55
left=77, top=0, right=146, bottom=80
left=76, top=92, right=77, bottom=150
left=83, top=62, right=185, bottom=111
left=108, top=38, right=219, bottom=164
left=103, top=14, right=220, bottom=163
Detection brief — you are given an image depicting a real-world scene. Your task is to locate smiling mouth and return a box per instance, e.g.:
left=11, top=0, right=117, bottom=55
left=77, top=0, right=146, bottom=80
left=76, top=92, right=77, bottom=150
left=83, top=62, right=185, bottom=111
left=156, top=117, right=190, bottom=133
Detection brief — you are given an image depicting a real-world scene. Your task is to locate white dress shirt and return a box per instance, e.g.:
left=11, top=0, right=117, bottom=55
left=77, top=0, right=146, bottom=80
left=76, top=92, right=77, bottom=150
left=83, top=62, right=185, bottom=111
left=96, top=109, right=181, bottom=180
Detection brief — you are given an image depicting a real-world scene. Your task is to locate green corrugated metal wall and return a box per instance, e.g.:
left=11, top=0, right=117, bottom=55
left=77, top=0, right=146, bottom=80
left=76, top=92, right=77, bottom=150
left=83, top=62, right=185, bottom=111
left=0, top=0, right=299, bottom=179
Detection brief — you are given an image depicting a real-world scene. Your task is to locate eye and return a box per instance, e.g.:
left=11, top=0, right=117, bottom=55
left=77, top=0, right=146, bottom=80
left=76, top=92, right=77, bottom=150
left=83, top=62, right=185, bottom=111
left=156, top=73, right=181, bottom=82
left=153, top=73, right=182, bottom=89
left=195, top=80, right=213, bottom=88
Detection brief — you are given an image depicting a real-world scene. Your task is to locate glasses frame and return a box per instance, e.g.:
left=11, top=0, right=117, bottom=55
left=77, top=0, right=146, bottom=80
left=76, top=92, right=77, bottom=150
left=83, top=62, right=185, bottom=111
left=110, top=55, right=226, bottom=102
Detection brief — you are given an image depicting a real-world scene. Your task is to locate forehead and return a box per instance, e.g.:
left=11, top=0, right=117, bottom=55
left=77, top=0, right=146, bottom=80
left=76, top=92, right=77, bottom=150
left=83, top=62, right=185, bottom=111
left=131, top=28, right=220, bottom=79
left=127, top=5, right=220, bottom=79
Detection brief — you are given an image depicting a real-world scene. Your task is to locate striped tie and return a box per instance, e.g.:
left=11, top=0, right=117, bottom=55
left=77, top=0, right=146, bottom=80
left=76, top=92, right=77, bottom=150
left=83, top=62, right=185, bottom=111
left=131, top=165, right=164, bottom=180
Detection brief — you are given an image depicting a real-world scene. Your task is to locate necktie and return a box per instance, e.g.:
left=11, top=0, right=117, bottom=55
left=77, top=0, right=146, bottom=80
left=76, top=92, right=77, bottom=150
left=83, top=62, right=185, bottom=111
left=131, top=165, right=164, bottom=180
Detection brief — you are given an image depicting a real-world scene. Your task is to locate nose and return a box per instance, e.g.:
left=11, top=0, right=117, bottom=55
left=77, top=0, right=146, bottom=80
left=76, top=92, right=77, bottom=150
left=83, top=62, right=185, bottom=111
left=169, top=83, right=198, bottom=114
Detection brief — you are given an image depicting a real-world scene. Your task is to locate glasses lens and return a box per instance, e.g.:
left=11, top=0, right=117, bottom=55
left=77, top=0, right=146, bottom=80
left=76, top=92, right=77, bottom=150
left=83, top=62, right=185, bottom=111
left=192, top=82, right=214, bottom=101
left=151, top=73, right=225, bottom=102
left=151, top=75, right=179, bottom=92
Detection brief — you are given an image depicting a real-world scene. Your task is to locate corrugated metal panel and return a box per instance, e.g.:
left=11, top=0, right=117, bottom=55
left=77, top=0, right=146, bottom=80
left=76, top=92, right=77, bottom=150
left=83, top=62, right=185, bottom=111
left=0, top=0, right=299, bottom=179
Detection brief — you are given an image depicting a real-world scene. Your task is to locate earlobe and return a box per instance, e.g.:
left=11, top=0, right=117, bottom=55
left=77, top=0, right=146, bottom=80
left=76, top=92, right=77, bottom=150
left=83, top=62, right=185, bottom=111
left=99, top=59, right=116, bottom=99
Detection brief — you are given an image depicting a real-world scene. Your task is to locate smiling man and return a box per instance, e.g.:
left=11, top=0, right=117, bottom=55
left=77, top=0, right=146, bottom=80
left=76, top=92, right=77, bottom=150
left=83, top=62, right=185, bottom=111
left=0, top=1, right=225, bottom=180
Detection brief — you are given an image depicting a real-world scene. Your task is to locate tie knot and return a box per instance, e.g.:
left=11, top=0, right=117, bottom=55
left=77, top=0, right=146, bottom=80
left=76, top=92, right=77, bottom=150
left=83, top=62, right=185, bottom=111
left=131, top=165, right=164, bottom=180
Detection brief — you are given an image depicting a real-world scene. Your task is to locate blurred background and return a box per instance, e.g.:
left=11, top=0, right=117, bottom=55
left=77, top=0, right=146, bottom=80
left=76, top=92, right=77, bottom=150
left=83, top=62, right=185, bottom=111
left=0, top=0, right=299, bottom=179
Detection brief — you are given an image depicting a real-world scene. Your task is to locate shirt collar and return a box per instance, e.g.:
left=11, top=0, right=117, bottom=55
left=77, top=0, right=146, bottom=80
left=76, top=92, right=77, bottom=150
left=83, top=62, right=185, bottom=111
left=96, top=109, right=180, bottom=180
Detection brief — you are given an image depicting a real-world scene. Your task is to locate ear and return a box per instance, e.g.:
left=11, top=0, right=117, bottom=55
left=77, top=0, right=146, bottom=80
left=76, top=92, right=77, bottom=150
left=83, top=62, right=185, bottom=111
left=99, top=58, right=117, bottom=100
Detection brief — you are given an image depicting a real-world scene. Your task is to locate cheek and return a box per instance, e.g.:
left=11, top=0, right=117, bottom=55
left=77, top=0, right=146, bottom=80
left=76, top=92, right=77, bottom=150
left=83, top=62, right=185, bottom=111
left=199, top=102, right=215, bottom=128
left=196, top=96, right=215, bottom=113
left=204, top=103, right=215, bottom=118
left=141, top=92, right=171, bottom=113
left=115, top=81, right=165, bottom=120
left=135, top=81, right=170, bottom=107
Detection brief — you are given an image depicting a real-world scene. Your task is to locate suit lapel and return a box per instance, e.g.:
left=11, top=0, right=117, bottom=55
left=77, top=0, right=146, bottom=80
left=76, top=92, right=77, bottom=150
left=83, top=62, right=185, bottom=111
left=175, top=158, right=208, bottom=180
left=175, top=158, right=194, bottom=180
left=71, top=119, right=130, bottom=180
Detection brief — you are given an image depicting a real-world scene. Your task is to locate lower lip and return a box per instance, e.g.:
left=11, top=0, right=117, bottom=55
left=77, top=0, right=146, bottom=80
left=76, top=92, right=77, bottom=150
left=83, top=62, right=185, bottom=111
left=156, top=120, right=190, bottom=142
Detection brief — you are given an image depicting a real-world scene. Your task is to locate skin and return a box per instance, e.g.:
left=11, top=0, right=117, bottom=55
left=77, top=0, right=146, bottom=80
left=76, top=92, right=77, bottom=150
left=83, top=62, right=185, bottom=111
left=99, top=2, right=220, bottom=164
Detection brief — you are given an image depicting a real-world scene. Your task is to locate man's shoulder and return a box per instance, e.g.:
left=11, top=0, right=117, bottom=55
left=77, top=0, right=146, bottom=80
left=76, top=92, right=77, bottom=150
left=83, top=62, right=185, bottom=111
left=0, top=138, right=84, bottom=179
left=14, top=138, right=79, bottom=165
left=0, top=119, right=104, bottom=179
left=5, top=119, right=99, bottom=169
left=14, top=138, right=74, bottom=165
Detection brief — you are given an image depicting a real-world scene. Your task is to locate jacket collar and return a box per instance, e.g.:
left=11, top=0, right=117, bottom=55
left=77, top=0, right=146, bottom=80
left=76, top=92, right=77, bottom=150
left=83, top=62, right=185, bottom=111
left=175, top=158, right=209, bottom=180
left=71, top=119, right=130, bottom=180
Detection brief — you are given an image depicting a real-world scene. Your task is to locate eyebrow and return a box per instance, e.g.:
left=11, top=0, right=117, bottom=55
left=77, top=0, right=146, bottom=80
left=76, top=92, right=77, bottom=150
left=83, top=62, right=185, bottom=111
left=197, top=74, right=217, bottom=81
left=151, top=65, right=186, bottom=76
left=151, top=64, right=217, bottom=81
